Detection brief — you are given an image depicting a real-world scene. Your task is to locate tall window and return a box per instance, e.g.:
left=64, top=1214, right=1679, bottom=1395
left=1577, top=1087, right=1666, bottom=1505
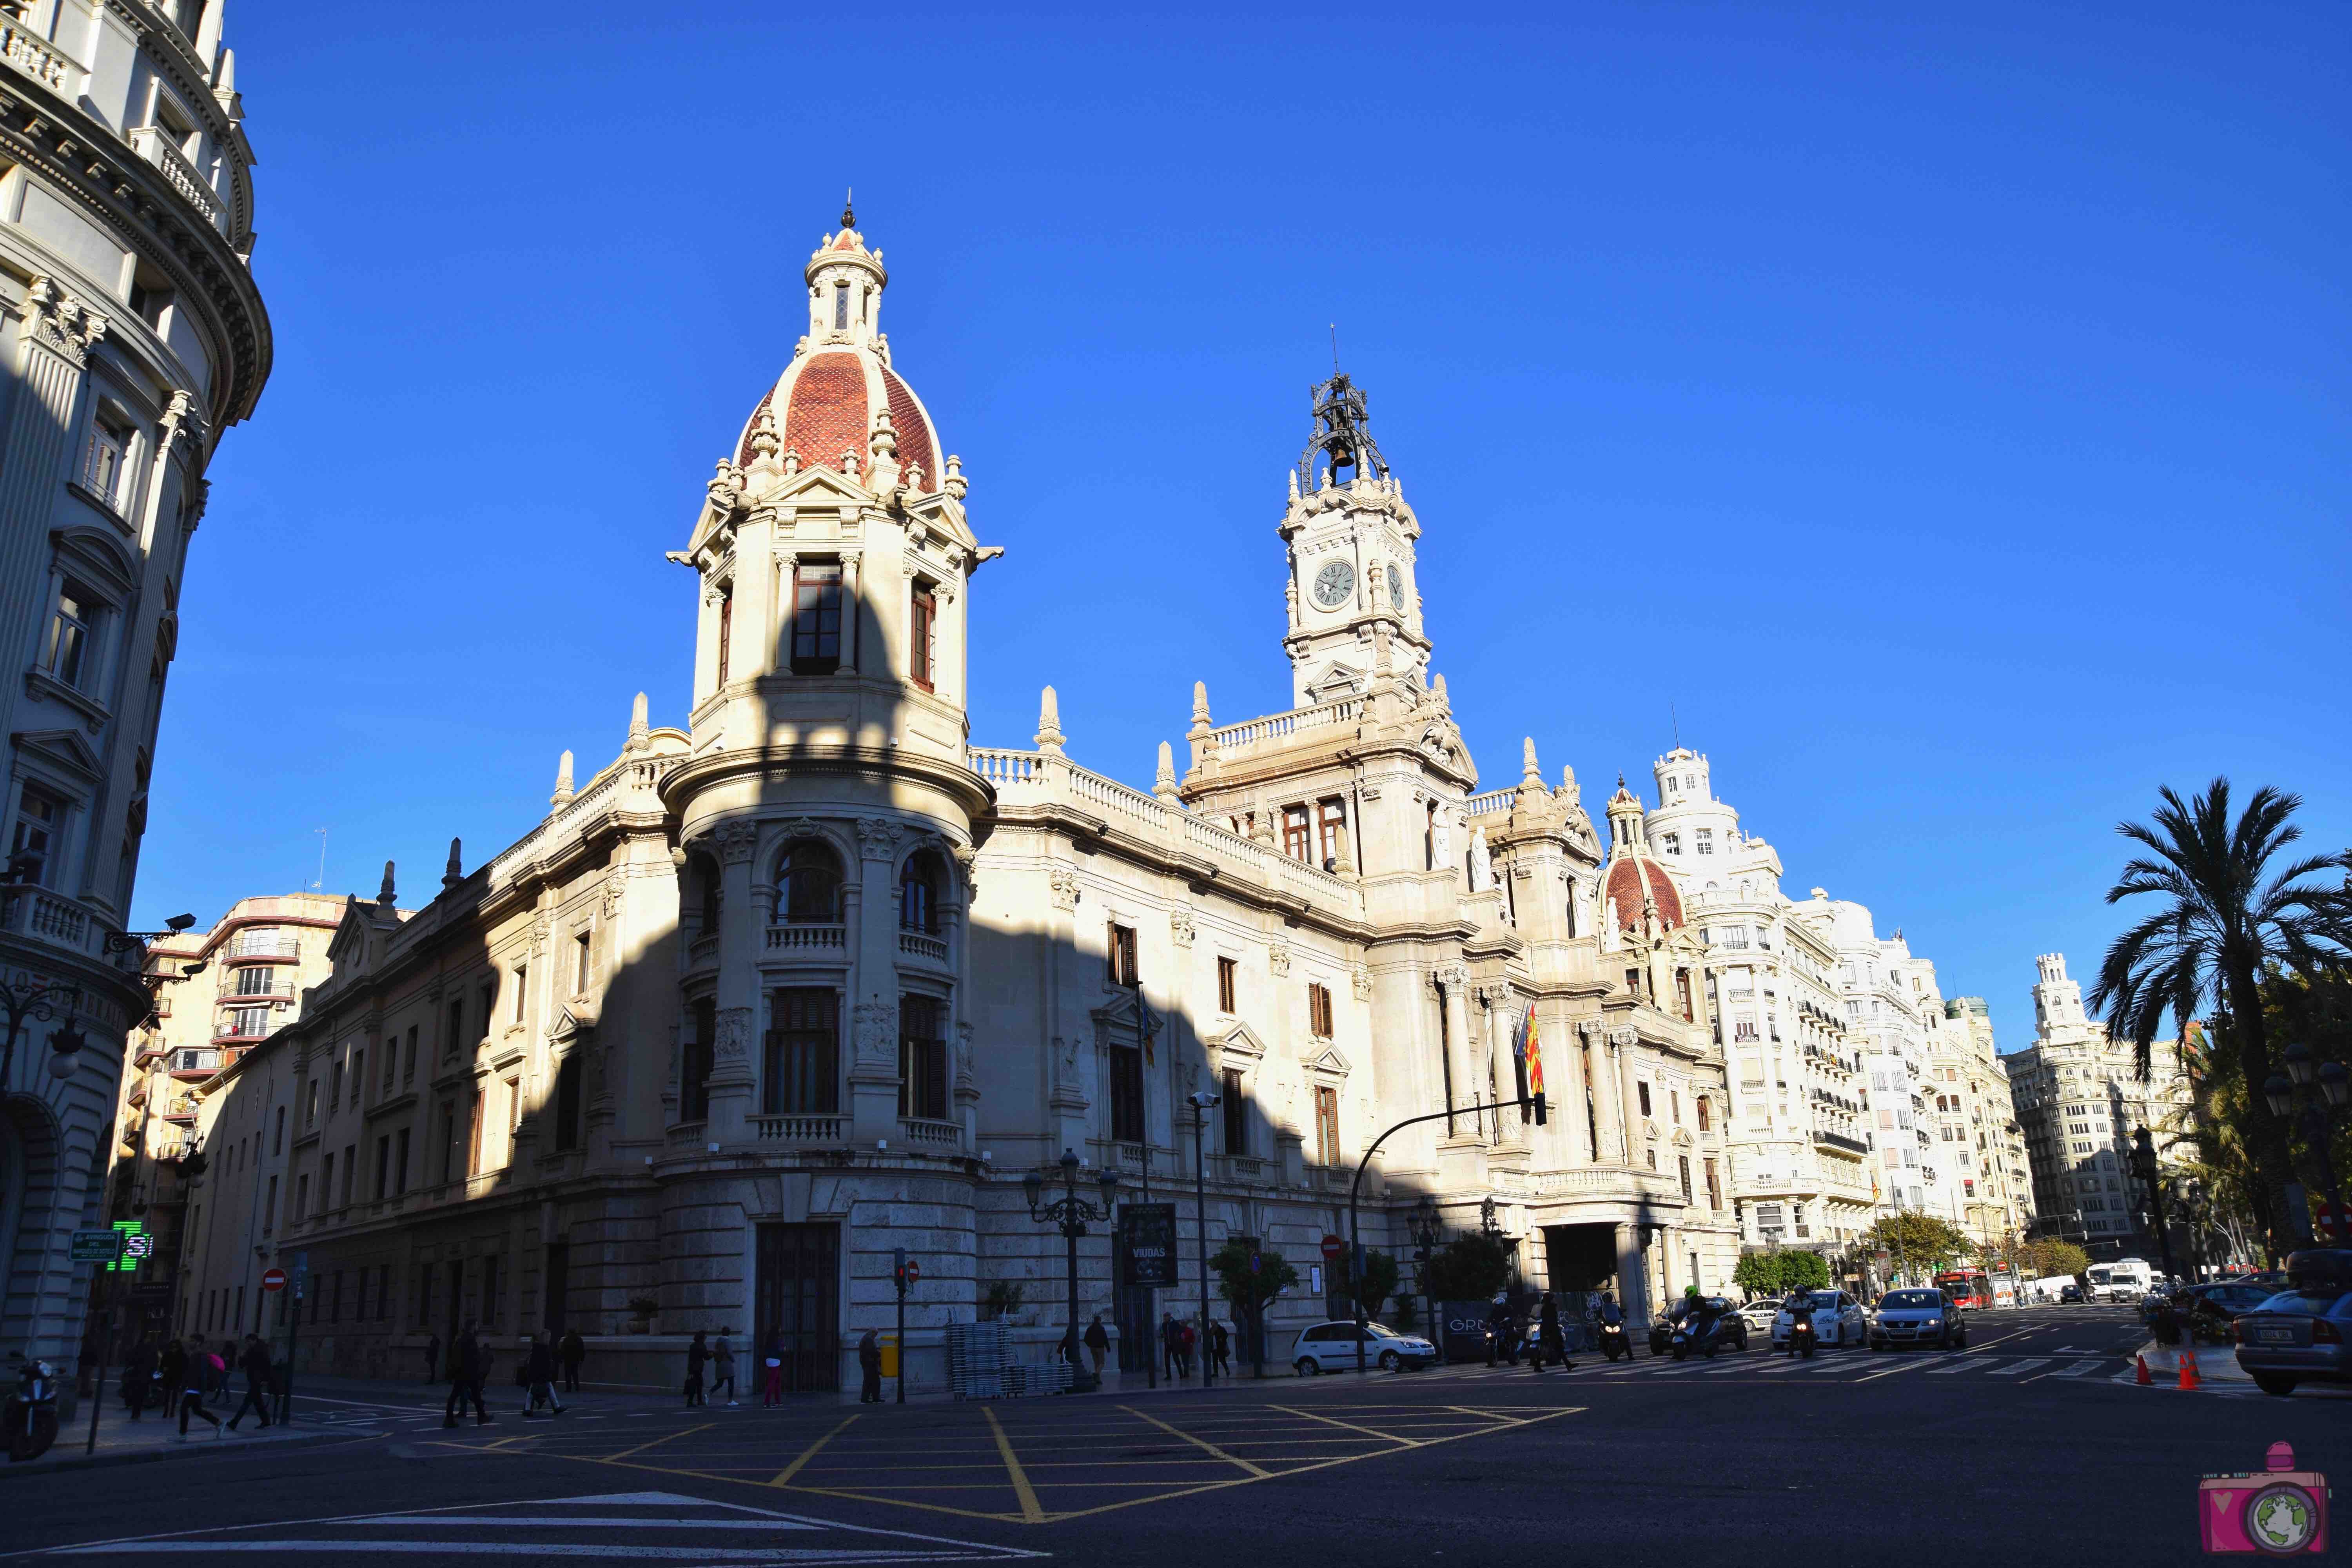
left=438, top=1098, right=459, bottom=1183
left=374, top=1136, right=391, bottom=1199
left=402, top=1025, right=417, bottom=1084
left=1695, top=1096, right=1711, bottom=1133
left=510, top=967, right=527, bottom=1024
left=10, top=786, right=62, bottom=886
left=715, top=583, right=733, bottom=686
left=908, top=583, right=936, bottom=691
left=1281, top=805, right=1311, bottom=862
left=1109, top=1042, right=1144, bottom=1143
left=1307, top=983, right=1334, bottom=1038
left=1222, top=1069, right=1247, bottom=1154
left=1313, top=1085, right=1340, bottom=1168
left=1316, top=799, right=1347, bottom=866
left=764, top=988, right=839, bottom=1115
left=1695, top=828, right=1713, bottom=855
left=898, top=994, right=947, bottom=1120
left=445, top=997, right=465, bottom=1062
left=86, top=414, right=132, bottom=504
left=394, top=1128, right=410, bottom=1194
left=1217, top=956, right=1237, bottom=1014
left=789, top=563, right=843, bottom=674
left=899, top=853, right=940, bottom=933
left=1107, top=923, right=1138, bottom=987
left=780, top=841, right=844, bottom=923
left=574, top=930, right=592, bottom=993
left=833, top=281, right=849, bottom=330
left=1678, top=1154, right=1693, bottom=1201
left=683, top=999, right=715, bottom=1122
left=42, top=583, right=95, bottom=687
left=1637, top=1081, right=1652, bottom=1118
left=554, top=1054, right=581, bottom=1150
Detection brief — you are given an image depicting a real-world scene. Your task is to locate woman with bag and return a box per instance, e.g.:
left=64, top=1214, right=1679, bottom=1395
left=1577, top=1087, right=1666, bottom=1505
left=761, top=1328, right=785, bottom=1406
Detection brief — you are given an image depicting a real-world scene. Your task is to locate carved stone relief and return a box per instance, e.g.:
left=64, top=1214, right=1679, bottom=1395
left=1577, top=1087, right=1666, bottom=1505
left=1169, top=908, right=1196, bottom=947
left=715, top=1007, right=753, bottom=1062
left=1267, top=940, right=1292, bottom=977
left=853, top=816, right=903, bottom=862
left=715, top=819, right=760, bottom=865
left=1048, top=867, right=1082, bottom=912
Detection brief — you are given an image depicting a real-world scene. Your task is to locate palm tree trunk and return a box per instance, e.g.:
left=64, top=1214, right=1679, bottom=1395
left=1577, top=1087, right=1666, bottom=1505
left=2228, top=963, right=2296, bottom=1256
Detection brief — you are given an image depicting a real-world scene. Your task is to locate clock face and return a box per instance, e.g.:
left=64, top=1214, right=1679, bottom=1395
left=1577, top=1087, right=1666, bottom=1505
left=1387, top=563, right=1405, bottom=607
left=1312, top=560, right=1355, bottom=608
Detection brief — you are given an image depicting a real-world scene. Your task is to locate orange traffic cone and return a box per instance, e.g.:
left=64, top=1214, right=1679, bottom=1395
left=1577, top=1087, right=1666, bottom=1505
left=2178, top=1348, right=2201, bottom=1391
left=2136, top=1354, right=2153, bottom=1386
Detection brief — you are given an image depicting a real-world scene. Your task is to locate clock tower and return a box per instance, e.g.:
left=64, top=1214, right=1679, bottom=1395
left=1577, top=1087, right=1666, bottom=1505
left=1278, top=372, right=1433, bottom=707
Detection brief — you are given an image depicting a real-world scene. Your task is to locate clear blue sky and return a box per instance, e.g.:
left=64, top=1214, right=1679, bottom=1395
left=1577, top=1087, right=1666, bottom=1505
left=144, top=2, right=2349, bottom=1055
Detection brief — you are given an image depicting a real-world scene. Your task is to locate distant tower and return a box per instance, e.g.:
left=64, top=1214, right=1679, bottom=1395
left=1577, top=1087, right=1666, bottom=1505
left=1278, top=371, right=1432, bottom=706
left=2032, top=953, right=2085, bottom=1038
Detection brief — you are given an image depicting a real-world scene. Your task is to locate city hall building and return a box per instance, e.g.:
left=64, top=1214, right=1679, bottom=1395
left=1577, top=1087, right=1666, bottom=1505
left=174, top=212, right=1740, bottom=1389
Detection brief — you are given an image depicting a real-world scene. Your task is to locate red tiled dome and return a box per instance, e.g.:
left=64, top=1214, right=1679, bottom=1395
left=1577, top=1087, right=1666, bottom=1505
left=880, top=367, right=938, bottom=485
left=730, top=351, right=944, bottom=486
left=1605, top=855, right=1683, bottom=933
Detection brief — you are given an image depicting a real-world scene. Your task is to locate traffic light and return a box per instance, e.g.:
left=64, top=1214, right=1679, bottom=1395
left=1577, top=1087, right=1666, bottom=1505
left=893, top=1247, right=906, bottom=1288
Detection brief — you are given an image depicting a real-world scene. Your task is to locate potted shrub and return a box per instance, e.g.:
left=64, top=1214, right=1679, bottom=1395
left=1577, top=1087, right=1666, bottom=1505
left=627, top=1295, right=659, bottom=1333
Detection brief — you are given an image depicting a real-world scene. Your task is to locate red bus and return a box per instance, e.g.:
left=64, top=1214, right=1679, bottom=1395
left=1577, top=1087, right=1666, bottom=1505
left=1934, top=1269, right=1992, bottom=1309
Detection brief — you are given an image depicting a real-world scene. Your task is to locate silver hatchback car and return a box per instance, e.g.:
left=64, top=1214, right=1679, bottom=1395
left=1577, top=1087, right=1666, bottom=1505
left=2233, top=1256, right=2352, bottom=1397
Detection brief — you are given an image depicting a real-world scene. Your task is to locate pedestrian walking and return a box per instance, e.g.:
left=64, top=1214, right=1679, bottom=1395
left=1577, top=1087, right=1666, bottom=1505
left=712, top=1327, right=738, bottom=1406
left=522, top=1332, right=566, bottom=1417
left=214, top=1339, right=238, bottom=1399
left=157, top=1339, right=189, bottom=1413
left=443, top=1322, right=492, bottom=1427
left=1159, top=1313, right=1180, bottom=1381
left=1176, top=1320, right=1196, bottom=1380
left=1209, top=1319, right=1231, bottom=1378
left=423, top=1332, right=441, bottom=1383
left=857, top=1328, right=883, bottom=1404
left=225, top=1335, right=274, bottom=1431
left=761, top=1328, right=785, bottom=1406
left=1083, top=1315, right=1109, bottom=1379
left=120, top=1339, right=157, bottom=1419
left=684, top=1330, right=708, bottom=1406
left=558, top=1328, right=585, bottom=1393
left=175, top=1364, right=225, bottom=1441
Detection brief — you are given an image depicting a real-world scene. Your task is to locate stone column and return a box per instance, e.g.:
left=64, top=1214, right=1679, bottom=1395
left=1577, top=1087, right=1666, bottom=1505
left=1436, top=967, right=1475, bottom=1140
left=847, top=815, right=904, bottom=1143
left=704, top=819, right=763, bottom=1144
left=1618, top=1034, right=1646, bottom=1167
left=838, top=552, right=863, bottom=676
left=1586, top=1026, right=1624, bottom=1165
left=1543, top=1002, right=1593, bottom=1164
left=1615, top=1220, right=1651, bottom=1328
left=0, top=279, right=104, bottom=743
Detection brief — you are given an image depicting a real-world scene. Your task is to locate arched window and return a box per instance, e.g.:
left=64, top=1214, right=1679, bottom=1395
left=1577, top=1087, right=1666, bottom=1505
left=779, top=841, right=844, bottom=924
left=898, top=852, right=942, bottom=934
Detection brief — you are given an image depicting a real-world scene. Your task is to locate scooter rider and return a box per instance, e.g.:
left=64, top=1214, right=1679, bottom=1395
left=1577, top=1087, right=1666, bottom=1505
left=1784, top=1290, right=1815, bottom=1358
left=1595, top=1291, right=1628, bottom=1361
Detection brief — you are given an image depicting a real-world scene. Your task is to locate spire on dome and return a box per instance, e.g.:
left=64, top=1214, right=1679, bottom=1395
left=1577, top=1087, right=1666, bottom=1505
left=841, top=188, right=855, bottom=229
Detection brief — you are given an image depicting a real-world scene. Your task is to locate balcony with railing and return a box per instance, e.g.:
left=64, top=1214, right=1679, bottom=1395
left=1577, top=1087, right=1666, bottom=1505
left=897, top=930, right=948, bottom=966
left=224, top=932, right=300, bottom=960
left=1811, top=1129, right=1871, bottom=1156
left=898, top=1117, right=962, bottom=1151
left=765, top=923, right=846, bottom=955
left=749, top=1113, right=844, bottom=1143
left=219, top=976, right=299, bottom=1000
left=127, top=123, right=224, bottom=232
left=0, top=18, right=79, bottom=95
left=687, top=931, right=720, bottom=971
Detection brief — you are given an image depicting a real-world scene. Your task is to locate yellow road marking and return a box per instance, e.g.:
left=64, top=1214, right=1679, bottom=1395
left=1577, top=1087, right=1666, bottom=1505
left=1115, top=1406, right=1271, bottom=1477
left=769, top=1413, right=858, bottom=1486
left=604, top=1421, right=714, bottom=1460
left=983, top=1406, right=1045, bottom=1524
left=1267, top=1404, right=1412, bottom=1444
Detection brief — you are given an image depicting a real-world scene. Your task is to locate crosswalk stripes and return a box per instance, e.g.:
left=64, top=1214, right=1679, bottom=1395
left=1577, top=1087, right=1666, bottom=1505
left=2053, top=1360, right=2105, bottom=1377
left=30, top=1490, right=1048, bottom=1563
left=1987, top=1359, right=2049, bottom=1376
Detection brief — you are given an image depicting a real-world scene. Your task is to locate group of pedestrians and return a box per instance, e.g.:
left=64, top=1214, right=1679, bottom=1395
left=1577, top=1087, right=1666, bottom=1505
left=440, top=1324, right=590, bottom=1426
left=1485, top=1290, right=1580, bottom=1373
left=114, top=1334, right=278, bottom=1440
left=681, top=1328, right=744, bottom=1407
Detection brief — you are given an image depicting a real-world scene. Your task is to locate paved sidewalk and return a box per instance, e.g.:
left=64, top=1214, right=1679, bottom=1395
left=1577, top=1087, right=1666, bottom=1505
left=3, top=1396, right=338, bottom=1476
left=2132, top=1339, right=2253, bottom=1383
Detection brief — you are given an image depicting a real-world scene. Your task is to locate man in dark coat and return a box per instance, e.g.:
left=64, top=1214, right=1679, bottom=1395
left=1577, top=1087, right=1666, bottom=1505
left=857, top=1328, right=883, bottom=1404
left=225, top=1335, right=274, bottom=1431
left=684, top=1330, right=708, bottom=1406
left=558, top=1328, right=586, bottom=1392
left=522, top=1332, right=565, bottom=1417
left=443, top=1322, right=492, bottom=1427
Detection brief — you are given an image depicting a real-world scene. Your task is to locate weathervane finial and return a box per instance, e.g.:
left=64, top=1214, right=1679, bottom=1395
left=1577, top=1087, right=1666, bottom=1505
left=841, top=188, right=855, bottom=229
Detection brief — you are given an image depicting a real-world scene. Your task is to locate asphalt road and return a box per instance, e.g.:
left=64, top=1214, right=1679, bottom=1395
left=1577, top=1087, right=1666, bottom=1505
left=5, top=1307, right=2337, bottom=1566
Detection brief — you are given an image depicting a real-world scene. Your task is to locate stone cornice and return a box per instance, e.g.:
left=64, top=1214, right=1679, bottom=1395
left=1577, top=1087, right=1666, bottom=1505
left=0, top=75, right=269, bottom=430
left=662, top=741, right=996, bottom=828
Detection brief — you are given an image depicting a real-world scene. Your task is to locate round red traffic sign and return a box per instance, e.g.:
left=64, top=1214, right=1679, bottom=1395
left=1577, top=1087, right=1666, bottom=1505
left=904, top=1259, right=920, bottom=1285
left=261, top=1267, right=287, bottom=1293
left=1321, top=1234, right=1345, bottom=1261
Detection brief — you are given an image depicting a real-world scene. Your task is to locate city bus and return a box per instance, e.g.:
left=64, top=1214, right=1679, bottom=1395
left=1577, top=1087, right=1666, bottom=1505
left=1933, top=1268, right=1993, bottom=1309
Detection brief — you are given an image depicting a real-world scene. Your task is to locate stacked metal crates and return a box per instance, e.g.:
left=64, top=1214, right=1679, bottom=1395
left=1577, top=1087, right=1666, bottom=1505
left=946, top=1321, right=1011, bottom=1400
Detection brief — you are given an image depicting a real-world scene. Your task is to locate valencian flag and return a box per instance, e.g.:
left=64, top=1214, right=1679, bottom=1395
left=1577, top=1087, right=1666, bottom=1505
left=1517, top=1009, right=1545, bottom=1098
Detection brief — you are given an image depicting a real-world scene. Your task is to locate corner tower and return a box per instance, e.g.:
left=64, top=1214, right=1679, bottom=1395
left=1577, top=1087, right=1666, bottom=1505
left=1278, top=372, right=1432, bottom=707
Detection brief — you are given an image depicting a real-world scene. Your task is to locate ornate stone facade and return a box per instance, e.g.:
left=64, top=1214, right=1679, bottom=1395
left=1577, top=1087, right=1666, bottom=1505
left=172, top=215, right=1741, bottom=1396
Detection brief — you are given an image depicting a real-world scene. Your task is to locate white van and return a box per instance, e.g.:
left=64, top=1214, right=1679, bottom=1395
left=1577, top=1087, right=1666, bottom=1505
left=2084, top=1258, right=2156, bottom=1301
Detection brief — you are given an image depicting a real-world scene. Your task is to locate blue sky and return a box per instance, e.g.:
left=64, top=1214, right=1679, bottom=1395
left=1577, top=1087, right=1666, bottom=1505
left=145, top=1, right=2348, bottom=1054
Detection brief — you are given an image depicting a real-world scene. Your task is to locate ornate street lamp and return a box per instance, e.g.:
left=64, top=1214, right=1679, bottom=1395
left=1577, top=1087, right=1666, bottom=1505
left=2129, top=1126, right=2179, bottom=1283
left=2265, top=1044, right=2352, bottom=1245
left=1023, top=1149, right=1119, bottom=1392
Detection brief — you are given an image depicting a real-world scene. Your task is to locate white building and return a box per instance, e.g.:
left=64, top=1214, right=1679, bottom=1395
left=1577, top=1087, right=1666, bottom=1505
left=1644, top=750, right=1874, bottom=1258
left=2004, top=953, right=2193, bottom=1259
left=0, top=0, right=268, bottom=1400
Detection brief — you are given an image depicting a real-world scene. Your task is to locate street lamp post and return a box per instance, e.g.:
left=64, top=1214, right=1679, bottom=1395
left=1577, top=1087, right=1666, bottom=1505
left=1023, top=1149, right=1120, bottom=1393
left=2264, top=1044, right=2351, bottom=1247
left=1408, top=1195, right=1443, bottom=1366
left=2129, top=1126, right=2180, bottom=1284
left=1185, top=1090, right=1219, bottom=1388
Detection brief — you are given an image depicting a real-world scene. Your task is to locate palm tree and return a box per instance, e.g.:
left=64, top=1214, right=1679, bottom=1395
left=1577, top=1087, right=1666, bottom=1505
left=2092, top=777, right=2352, bottom=1254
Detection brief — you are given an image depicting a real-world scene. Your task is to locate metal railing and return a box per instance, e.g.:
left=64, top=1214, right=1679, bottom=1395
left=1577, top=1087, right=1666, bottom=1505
left=765, top=923, right=846, bottom=953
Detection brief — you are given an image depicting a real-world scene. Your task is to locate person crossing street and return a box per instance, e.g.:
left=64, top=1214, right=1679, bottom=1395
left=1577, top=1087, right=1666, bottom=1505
left=224, top=1336, right=274, bottom=1432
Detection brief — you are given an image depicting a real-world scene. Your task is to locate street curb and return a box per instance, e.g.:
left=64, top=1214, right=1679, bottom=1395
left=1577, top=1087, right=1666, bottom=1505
left=0, top=1425, right=369, bottom=1479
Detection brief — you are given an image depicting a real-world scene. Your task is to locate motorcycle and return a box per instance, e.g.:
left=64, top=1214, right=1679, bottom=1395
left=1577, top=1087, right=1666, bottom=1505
left=1788, top=1314, right=1816, bottom=1360
left=5, top=1357, right=60, bottom=1463
left=1670, top=1314, right=1727, bottom=1362
left=1597, top=1320, right=1630, bottom=1363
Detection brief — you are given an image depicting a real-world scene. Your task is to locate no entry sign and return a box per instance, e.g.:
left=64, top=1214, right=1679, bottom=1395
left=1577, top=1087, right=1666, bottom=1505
left=261, top=1267, right=287, bottom=1293
left=1321, top=1233, right=1345, bottom=1261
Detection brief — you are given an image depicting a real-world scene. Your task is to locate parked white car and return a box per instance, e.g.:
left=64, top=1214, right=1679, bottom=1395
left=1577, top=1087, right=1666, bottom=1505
left=1735, top=1300, right=1783, bottom=1334
left=1291, top=1319, right=1439, bottom=1374
left=1771, top=1290, right=1870, bottom=1349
